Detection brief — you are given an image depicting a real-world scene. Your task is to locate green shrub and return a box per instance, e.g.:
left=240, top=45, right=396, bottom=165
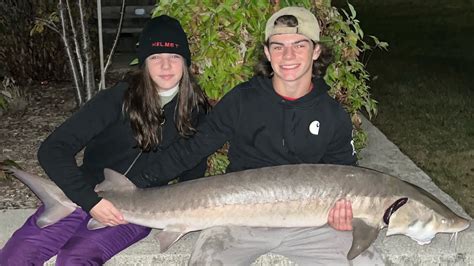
left=315, top=1, right=387, bottom=149
left=205, top=146, right=230, bottom=177
left=154, top=0, right=271, bottom=100
left=0, top=0, right=70, bottom=83
left=153, top=0, right=387, bottom=174
left=0, top=159, right=21, bottom=181
left=0, top=94, right=7, bottom=112
left=0, top=76, right=28, bottom=114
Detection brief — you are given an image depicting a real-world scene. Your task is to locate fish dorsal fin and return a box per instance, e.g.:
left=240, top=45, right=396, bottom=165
left=383, top=197, right=408, bottom=225
left=87, top=218, right=107, bottom=230
left=347, top=218, right=381, bottom=260
left=156, top=231, right=187, bottom=253
left=95, top=168, right=137, bottom=192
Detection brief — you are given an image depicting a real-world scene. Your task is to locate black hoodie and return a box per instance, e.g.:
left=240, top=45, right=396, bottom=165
left=129, top=75, right=357, bottom=188
left=37, top=82, right=208, bottom=212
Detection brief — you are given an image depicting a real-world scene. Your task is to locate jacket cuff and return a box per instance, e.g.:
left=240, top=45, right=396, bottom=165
left=67, top=188, right=102, bottom=213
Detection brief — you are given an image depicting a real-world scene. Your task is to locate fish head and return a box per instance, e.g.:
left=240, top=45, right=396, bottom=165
left=386, top=199, right=470, bottom=245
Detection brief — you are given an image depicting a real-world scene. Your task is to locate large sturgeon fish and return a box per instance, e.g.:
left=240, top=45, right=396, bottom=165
left=5, top=164, right=470, bottom=260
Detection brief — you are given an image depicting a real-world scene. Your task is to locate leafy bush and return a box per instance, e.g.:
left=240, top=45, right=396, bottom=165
left=154, top=0, right=271, bottom=100
left=0, top=76, right=28, bottom=114
left=315, top=1, right=388, bottom=148
left=205, top=146, right=230, bottom=177
left=0, top=93, right=7, bottom=112
left=30, top=0, right=99, bottom=106
left=0, top=159, right=21, bottom=181
left=153, top=0, right=387, bottom=174
left=0, top=1, right=70, bottom=83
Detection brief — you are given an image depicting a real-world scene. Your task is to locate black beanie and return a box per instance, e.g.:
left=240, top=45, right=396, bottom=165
left=138, top=15, right=191, bottom=66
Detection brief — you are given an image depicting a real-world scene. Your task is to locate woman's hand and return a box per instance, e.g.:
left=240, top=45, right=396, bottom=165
left=89, top=199, right=128, bottom=226
left=327, top=199, right=353, bottom=231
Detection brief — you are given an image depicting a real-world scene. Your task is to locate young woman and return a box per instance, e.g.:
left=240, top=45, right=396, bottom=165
left=0, top=15, right=209, bottom=265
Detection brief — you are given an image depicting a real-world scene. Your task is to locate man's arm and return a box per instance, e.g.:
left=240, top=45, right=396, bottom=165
left=129, top=87, right=243, bottom=187
left=322, top=108, right=356, bottom=230
left=321, top=107, right=357, bottom=165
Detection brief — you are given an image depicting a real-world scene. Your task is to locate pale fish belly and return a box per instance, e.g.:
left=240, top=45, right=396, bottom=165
left=123, top=199, right=334, bottom=232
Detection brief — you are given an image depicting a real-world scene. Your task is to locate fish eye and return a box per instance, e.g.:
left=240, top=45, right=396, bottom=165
left=441, top=219, right=447, bottom=224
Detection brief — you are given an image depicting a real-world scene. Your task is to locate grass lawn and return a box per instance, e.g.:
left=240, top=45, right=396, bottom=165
left=366, top=54, right=474, bottom=216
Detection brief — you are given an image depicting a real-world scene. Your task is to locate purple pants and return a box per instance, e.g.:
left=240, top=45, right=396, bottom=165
left=0, top=205, right=151, bottom=265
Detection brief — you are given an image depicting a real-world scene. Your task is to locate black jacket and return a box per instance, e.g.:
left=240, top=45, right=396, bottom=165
left=131, top=75, right=356, bottom=188
left=37, top=82, right=208, bottom=212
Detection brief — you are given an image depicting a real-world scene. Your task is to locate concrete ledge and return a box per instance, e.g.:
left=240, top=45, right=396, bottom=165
left=1, top=116, right=472, bottom=265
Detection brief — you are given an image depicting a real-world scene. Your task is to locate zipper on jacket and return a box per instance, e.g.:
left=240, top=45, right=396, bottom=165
left=281, top=99, right=287, bottom=149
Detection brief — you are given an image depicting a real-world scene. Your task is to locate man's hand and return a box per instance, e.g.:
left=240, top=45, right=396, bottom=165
left=327, top=199, right=353, bottom=231
left=90, top=199, right=128, bottom=227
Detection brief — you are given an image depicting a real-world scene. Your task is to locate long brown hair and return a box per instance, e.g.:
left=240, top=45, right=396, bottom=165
left=123, top=61, right=209, bottom=152
left=255, top=14, right=333, bottom=78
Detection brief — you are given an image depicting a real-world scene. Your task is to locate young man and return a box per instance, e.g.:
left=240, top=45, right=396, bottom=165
left=105, top=6, right=384, bottom=265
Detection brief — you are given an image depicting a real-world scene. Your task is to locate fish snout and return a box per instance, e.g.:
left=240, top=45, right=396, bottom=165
left=442, top=217, right=471, bottom=233
left=456, top=218, right=471, bottom=232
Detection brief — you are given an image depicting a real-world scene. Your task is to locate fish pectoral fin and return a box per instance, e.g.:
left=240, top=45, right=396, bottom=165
left=86, top=218, right=107, bottom=230
left=347, top=218, right=380, bottom=260
left=36, top=205, right=77, bottom=228
left=156, top=231, right=186, bottom=253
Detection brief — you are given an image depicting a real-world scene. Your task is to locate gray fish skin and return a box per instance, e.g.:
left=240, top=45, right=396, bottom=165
left=8, top=164, right=471, bottom=260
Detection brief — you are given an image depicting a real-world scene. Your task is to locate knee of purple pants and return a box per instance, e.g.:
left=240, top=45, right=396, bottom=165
left=0, top=205, right=88, bottom=265
left=56, top=224, right=152, bottom=265
left=0, top=243, right=46, bottom=266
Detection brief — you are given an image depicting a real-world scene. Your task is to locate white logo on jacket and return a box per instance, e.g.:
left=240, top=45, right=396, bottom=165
left=309, top=120, right=320, bottom=135
left=351, top=140, right=356, bottom=155
left=351, top=130, right=357, bottom=156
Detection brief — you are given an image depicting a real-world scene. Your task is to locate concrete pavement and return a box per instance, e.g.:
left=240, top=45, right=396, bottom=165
left=0, top=115, right=472, bottom=265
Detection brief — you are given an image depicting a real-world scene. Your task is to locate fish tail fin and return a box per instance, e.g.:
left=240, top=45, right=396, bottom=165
left=8, top=167, right=77, bottom=228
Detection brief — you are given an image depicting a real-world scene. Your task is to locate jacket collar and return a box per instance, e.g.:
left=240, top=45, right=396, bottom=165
left=251, top=75, right=329, bottom=107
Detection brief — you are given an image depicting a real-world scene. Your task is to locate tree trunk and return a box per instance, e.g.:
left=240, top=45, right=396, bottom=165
left=58, top=0, right=83, bottom=106
left=79, top=0, right=95, bottom=101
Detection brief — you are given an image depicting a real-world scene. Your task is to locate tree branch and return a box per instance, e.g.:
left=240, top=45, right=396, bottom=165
left=59, top=0, right=83, bottom=106
left=105, top=0, right=126, bottom=73
left=98, top=0, right=126, bottom=90
left=34, top=17, right=60, bottom=34
left=66, top=0, right=85, bottom=81
left=78, top=0, right=95, bottom=100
